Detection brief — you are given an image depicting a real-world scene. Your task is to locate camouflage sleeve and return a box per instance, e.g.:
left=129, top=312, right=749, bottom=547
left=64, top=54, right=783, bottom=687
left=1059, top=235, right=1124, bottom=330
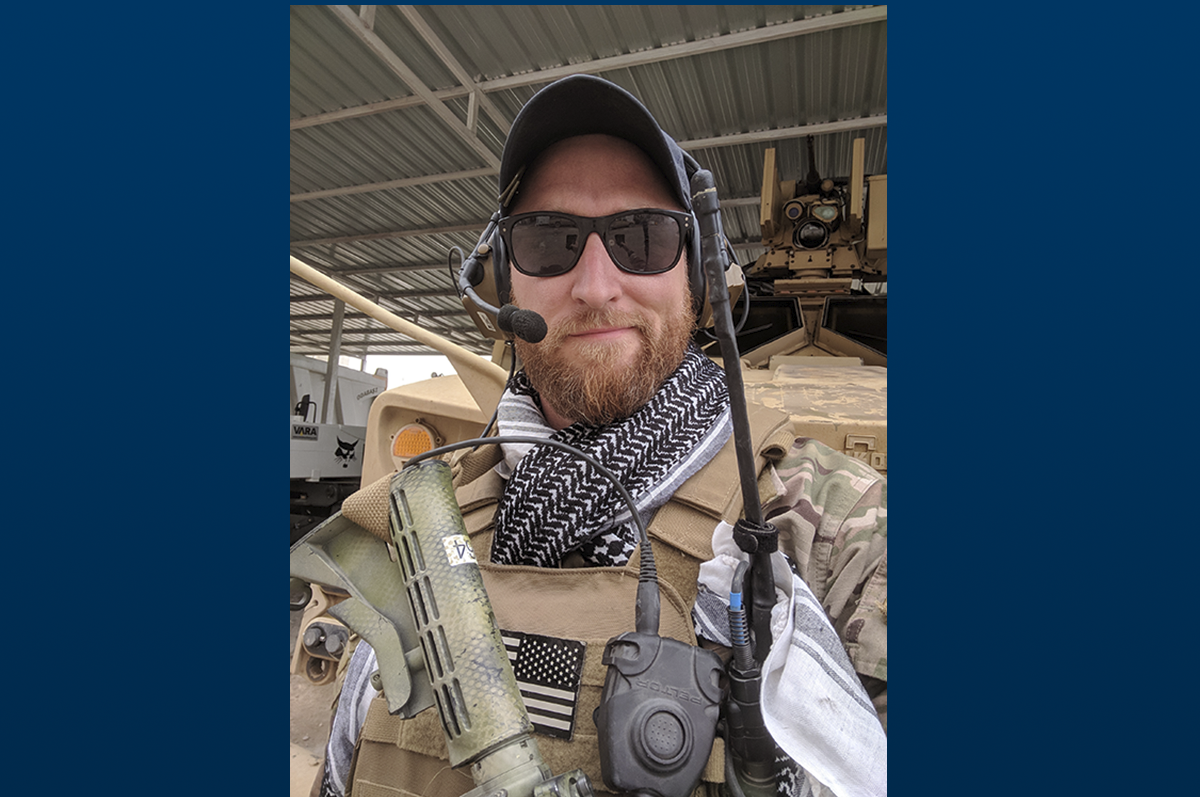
left=763, top=437, right=887, bottom=729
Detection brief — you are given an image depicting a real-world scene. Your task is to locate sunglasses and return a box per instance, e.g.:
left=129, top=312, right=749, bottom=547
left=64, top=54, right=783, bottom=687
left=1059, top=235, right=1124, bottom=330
left=498, top=208, right=692, bottom=278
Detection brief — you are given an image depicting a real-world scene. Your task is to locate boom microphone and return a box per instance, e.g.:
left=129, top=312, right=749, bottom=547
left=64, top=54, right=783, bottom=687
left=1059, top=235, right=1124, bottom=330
left=457, top=256, right=547, bottom=344
left=497, top=304, right=548, bottom=343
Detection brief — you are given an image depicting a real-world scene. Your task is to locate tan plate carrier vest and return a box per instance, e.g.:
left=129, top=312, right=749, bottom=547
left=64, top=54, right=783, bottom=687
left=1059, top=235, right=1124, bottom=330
left=344, top=404, right=795, bottom=797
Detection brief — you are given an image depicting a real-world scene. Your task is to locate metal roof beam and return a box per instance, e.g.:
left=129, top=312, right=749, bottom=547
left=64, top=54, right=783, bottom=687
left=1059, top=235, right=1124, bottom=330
left=326, top=4, right=500, bottom=170
left=292, top=324, right=483, bottom=346
left=291, top=288, right=459, bottom=302
left=291, top=222, right=481, bottom=248
left=290, top=118, right=885, bottom=204
left=291, top=324, right=477, bottom=338
left=292, top=343, right=489, bottom=357
left=479, top=6, right=888, bottom=92
left=680, top=116, right=888, bottom=151
left=396, top=5, right=512, bottom=138
left=292, top=6, right=886, bottom=130
left=292, top=308, right=465, bottom=322
left=290, top=167, right=494, bottom=203
left=319, top=300, right=346, bottom=422
left=301, top=263, right=453, bottom=275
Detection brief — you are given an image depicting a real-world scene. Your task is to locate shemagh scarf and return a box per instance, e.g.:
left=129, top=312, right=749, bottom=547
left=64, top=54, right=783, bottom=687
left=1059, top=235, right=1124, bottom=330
left=697, top=524, right=888, bottom=797
left=491, top=343, right=732, bottom=567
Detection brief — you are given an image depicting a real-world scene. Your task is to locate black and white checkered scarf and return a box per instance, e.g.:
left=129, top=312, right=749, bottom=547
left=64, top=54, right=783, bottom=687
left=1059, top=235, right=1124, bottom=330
left=491, top=343, right=732, bottom=567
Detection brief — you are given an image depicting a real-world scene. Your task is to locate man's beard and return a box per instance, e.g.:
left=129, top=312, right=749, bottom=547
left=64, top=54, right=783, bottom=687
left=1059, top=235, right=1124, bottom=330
left=512, top=296, right=696, bottom=426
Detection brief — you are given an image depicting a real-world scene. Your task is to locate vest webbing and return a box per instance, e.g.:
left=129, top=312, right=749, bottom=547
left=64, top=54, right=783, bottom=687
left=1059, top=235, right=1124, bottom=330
left=345, top=403, right=794, bottom=797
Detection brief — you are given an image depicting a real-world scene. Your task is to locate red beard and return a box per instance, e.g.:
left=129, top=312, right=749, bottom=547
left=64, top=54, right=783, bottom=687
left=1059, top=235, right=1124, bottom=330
left=512, top=301, right=696, bottom=425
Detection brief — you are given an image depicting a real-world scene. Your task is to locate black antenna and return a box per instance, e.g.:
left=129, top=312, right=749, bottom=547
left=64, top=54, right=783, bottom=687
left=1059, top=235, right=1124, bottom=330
left=690, top=167, right=778, bottom=663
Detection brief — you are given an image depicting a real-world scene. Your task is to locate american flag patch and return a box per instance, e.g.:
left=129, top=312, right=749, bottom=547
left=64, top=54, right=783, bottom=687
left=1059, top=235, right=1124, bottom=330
left=501, top=630, right=586, bottom=740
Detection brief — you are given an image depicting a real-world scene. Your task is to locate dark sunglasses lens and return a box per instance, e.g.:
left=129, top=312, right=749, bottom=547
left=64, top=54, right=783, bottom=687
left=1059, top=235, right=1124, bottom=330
left=510, top=214, right=580, bottom=276
left=606, top=212, right=682, bottom=273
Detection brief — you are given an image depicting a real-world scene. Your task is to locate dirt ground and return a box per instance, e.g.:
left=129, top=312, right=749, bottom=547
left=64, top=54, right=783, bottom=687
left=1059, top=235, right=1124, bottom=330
left=291, top=609, right=340, bottom=794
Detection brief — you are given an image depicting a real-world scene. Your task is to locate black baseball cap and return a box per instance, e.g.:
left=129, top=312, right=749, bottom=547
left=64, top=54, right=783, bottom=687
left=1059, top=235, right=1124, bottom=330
left=498, top=74, right=693, bottom=212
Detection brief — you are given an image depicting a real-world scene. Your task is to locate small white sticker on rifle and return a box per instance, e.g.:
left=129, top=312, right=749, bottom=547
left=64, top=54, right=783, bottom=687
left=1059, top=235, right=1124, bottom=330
left=443, top=534, right=476, bottom=566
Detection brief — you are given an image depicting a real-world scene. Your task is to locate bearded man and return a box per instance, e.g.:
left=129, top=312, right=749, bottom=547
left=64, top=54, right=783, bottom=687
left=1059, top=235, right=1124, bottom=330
left=314, top=75, right=887, bottom=797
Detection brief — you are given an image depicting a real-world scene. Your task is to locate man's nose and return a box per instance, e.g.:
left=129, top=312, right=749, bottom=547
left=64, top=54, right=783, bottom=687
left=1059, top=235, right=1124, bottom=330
left=569, top=232, right=622, bottom=308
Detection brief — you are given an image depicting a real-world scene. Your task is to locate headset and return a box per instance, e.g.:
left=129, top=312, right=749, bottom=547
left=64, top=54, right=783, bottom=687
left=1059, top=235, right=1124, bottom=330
left=456, top=152, right=743, bottom=345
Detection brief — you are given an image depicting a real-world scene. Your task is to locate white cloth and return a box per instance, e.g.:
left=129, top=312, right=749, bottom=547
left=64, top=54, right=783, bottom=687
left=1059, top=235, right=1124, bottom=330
left=698, top=522, right=888, bottom=797
left=321, top=642, right=379, bottom=797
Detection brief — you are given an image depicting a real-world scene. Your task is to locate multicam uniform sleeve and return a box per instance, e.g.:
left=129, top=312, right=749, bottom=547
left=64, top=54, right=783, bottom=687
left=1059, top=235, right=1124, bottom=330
left=763, top=437, right=888, bottom=729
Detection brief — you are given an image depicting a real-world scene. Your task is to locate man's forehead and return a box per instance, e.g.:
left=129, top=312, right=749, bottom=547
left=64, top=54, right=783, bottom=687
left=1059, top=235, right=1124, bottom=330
left=512, top=134, right=680, bottom=212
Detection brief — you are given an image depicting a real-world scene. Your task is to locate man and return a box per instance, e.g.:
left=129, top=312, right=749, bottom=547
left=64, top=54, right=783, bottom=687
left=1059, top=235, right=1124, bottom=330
left=316, top=75, right=886, bottom=797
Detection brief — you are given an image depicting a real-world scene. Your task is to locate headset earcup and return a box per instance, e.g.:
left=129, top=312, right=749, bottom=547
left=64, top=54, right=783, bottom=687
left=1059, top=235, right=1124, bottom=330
left=688, top=214, right=707, bottom=319
left=457, top=215, right=513, bottom=342
left=492, top=230, right=510, bottom=306
left=680, top=152, right=709, bottom=321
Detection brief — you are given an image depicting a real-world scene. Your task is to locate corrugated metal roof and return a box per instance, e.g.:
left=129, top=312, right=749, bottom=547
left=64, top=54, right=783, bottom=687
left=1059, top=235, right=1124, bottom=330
left=290, top=4, right=887, bottom=358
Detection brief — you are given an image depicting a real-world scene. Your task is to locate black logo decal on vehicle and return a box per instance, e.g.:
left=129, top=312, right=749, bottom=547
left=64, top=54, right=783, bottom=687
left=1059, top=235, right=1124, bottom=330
left=335, top=437, right=359, bottom=467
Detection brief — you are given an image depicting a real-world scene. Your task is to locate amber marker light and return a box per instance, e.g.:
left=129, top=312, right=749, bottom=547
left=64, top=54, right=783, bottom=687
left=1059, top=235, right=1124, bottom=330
left=391, top=422, right=440, bottom=466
